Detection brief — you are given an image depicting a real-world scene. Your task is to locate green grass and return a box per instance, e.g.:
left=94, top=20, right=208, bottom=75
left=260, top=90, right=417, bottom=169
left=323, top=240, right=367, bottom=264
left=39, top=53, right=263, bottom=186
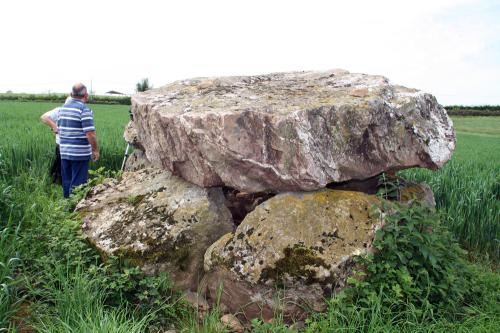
left=0, top=101, right=131, bottom=331
left=31, top=267, right=152, bottom=333
left=0, top=100, right=129, bottom=177
left=1, top=102, right=499, bottom=332
left=402, top=125, right=500, bottom=260
left=452, top=116, right=500, bottom=137
left=302, top=278, right=500, bottom=333
left=0, top=217, right=20, bottom=331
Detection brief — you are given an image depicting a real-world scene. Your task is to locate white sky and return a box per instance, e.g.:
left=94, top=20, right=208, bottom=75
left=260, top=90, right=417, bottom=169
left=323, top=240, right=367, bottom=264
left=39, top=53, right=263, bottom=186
left=0, top=0, right=499, bottom=105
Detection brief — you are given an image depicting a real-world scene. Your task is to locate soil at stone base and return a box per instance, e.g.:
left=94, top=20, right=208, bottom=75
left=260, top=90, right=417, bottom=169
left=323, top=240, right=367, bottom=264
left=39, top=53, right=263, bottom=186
left=12, top=302, right=36, bottom=333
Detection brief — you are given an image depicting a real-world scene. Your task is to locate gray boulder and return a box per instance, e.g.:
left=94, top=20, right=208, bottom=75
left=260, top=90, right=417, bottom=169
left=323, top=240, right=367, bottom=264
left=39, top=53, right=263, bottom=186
left=130, top=69, right=455, bottom=193
left=123, top=149, right=154, bottom=172
left=123, top=120, right=144, bottom=150
left=76, top=168, right=233, bottom=290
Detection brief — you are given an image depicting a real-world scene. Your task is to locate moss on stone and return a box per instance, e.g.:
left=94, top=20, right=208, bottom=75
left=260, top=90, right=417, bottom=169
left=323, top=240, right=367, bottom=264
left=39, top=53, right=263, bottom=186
left=123, top=194, right=146, bottom=206
left=400, top=184, right=423, bottom=202
left=260, top=244, right=330, bottom=284
left=111, top=238, right=193, bottom=272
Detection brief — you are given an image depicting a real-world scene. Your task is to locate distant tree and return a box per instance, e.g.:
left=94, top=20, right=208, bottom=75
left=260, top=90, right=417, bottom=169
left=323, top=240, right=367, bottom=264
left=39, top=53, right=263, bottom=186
left=136, top=78, right=152, bottom=92
left=6, top=90, right=12, bottom=93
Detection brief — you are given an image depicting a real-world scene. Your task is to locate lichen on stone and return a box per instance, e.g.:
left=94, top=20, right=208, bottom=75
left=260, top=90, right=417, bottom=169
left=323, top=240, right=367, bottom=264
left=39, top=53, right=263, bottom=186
left=76, top=168, right=233, bottom=289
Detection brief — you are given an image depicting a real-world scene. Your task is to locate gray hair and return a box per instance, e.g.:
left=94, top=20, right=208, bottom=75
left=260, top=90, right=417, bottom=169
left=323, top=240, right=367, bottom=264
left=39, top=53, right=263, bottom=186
left=71, top=83, right=87, bottom=97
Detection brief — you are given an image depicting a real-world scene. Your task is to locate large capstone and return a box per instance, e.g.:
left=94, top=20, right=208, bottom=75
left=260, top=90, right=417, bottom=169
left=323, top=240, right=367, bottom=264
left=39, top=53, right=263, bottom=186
left=75, top=168, right=233, bottom=290
left=131, top=69, right=455, bottom=193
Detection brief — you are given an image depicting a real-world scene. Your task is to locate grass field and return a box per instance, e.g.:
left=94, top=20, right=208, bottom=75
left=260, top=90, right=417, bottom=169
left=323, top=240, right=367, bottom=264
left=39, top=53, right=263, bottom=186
left=452, top=116, right=500, bottom=137
left=402, top=118, right=500, bottom=259
left=1, top=101, right=499, bottom=332
left=0, top=101, right=129, bottom=176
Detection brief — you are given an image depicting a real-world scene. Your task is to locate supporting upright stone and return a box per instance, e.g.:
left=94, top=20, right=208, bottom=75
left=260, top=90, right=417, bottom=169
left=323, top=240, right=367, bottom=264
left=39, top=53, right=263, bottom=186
left=203, top=189, right=384, bottom=321
left=76, top=168, right=234, bottom=290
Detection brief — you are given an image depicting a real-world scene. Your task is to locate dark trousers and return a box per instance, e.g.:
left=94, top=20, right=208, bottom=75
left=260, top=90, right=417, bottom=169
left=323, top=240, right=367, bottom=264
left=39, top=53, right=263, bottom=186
left=61, top=159, right=89, bottom=198
left=50, top=145, right=62, bottom=184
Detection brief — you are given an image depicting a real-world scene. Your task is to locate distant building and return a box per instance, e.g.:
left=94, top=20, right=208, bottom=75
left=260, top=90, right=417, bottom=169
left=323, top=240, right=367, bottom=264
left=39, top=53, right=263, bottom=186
left=105, top=90, right=126, bottom=96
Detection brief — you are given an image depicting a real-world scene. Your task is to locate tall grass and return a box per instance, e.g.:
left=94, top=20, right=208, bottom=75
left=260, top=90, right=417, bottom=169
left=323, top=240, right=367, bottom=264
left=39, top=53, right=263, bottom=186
left=402, top=132, right=500, bottom=260
left=32, top=267, right=152, bottom=333
left=0, top=171, right=21, bottom=331
left=0, top=217, right=21, bottom=332
left=301, top=281, right=500, bottom=333
left=0, top=101, right=144, bottom=331
left=0, top=100, right=128, bottom=177
left=0, top=160, right=163, bottom=332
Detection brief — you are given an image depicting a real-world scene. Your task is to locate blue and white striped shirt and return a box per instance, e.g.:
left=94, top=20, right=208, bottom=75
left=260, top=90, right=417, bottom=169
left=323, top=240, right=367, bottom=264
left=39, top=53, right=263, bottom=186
left=57, top=98, right=96, bottom=161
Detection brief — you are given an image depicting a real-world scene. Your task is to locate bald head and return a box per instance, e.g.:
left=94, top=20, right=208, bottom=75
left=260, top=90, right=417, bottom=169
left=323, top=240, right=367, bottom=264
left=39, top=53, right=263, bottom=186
left=71, top=83, right=88, bottom=99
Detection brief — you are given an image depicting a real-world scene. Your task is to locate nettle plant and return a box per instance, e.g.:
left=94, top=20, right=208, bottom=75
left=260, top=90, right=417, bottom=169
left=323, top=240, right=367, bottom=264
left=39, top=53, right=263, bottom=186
left=348, top=202, right=476, bottom=314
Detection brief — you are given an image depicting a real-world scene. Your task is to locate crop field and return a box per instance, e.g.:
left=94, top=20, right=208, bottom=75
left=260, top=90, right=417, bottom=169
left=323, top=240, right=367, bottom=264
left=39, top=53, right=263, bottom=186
left=0, top=101, right=129, bottom=176
left=452, top=116, right=500, bottom=137
left=1, top=101, right=499, bottom=331
left=403, top=116, right=500, bottom=259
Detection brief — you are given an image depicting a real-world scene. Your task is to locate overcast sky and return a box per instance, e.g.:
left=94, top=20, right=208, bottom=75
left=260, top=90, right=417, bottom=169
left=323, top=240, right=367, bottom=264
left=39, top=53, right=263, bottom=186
left=0, top=0, right=498, bottom=105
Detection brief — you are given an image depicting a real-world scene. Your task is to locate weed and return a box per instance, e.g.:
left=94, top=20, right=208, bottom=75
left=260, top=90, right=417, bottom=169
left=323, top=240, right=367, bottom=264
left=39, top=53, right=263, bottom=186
left=348, top=203, right=474, bottom=314
left=67, top=167, right=122, bottom=210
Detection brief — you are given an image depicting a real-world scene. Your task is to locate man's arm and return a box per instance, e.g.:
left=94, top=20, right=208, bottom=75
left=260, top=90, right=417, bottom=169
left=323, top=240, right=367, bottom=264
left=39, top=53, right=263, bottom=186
left=85, top=131, right=100, bottom=161
left=40, top=111, right=58, bottom=134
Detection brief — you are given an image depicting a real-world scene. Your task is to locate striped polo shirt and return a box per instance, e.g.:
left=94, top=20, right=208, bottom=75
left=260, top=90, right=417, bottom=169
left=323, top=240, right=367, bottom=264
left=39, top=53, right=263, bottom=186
left=57, top=98, right=96, bottom=161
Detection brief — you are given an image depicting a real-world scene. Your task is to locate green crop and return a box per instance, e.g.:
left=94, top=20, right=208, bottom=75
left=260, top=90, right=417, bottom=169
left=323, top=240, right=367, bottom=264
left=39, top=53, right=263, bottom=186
left=0, top=101, right=129, bottom=178
left=402, top=129, right=499, bottom=260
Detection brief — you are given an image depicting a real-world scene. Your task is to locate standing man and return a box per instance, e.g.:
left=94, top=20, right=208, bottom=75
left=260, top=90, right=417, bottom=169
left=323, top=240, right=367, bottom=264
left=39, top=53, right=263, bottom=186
left=58, top=83, right=100, bottom=198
